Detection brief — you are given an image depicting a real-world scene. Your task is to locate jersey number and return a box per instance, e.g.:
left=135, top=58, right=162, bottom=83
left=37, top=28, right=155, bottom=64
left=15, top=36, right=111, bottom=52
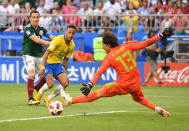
left=116, top=51, right=136, bottom=72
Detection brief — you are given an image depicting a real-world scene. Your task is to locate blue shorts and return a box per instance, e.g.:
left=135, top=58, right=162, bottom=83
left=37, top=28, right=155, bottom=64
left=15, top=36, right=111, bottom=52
left=44, top=63, right=66, bottom=78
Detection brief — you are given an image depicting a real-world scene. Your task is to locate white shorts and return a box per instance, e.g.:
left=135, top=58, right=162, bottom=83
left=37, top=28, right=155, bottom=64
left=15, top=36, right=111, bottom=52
left=23, top=55, right=43, bottom=73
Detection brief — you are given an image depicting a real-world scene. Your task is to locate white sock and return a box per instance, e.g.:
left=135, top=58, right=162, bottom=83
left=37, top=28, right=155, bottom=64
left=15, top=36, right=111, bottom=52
left=155, top=106, right=162, bottom=112
left=69, top=97, right=72, bottom=104
left=39, top=83, right=48, bottom=94
left=48, top=85, right=65, bottom=100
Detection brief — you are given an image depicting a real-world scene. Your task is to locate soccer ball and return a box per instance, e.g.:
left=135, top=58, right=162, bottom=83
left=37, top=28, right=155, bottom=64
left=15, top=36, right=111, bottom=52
left=48, top=101, right=64, bottom=115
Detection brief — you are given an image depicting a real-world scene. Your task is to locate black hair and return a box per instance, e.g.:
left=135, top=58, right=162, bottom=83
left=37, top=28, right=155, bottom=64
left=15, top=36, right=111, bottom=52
left=103, top=31, right=118, bottom=48
left=67, top=25, right=76, bottom=30
left=29, top=10, right=40, bottom=17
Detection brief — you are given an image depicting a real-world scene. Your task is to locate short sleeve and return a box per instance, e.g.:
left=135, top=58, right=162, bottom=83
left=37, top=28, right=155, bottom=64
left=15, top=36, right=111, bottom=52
left=47, top=37, right=59, bottom=52
left=24, top=27, right=34, bottom=38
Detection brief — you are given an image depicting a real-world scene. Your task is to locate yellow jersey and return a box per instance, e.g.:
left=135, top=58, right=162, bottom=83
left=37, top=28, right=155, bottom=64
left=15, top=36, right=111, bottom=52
left=47, top=35, right=75, bottom=64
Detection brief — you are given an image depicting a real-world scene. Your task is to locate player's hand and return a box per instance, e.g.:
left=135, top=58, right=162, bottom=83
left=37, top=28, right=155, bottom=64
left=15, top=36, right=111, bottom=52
left=159, top=27, right=174, bottom=39
left=80, top=82, right=94, bottom=96
left=156, top=48, right=161, bottom=53
left=38, top=69, right=45, bottom=77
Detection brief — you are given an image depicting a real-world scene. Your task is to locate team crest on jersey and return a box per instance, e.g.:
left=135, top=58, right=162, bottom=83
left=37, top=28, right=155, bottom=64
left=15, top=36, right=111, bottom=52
left=39, top=30, right=44, bottom=36
left=49, top=43, right=54, bottom=49
left=26, top=31, right=30, bottom=35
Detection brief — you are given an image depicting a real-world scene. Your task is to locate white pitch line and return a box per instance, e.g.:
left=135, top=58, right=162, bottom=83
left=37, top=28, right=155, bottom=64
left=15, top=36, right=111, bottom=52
left=0, top=110, right=145, bottom=123
left=1, top=110, right=189, bottom=123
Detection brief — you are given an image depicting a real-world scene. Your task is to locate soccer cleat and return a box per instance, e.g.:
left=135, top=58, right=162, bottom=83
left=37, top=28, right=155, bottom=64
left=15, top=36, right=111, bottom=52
left=33, top=88, right=38, bottom=96
left=33, top=86, right=39, bottom=96
left=34, top=92, right=42, bottom=101
left=45, top=96, right=52, bottom=107
left=155, top=107, right=171, bottom=117
left=28, top=99, right=40, bottom=105
left=60, top=89, right=72, bottom=106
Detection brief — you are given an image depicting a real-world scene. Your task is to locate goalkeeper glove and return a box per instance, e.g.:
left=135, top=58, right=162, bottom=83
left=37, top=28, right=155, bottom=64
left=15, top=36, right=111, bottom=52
left=159, top=27, right=174, bottom=39
left=80, top=82, right=94, bottom=96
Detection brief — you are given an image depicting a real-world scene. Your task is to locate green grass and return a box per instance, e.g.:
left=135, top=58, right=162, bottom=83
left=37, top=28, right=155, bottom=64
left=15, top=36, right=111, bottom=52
left=0, top=84, right=189, bottom=131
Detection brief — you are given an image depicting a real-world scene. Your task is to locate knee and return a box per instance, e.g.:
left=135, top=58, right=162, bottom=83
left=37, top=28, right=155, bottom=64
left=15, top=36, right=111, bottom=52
left=28, top=76, right=35, bottom=80
left=47, top=83, right=54, bottom=89
left=62, top=80, right=69, bottom=88
left=28, top=69, right=36, bottom=77
left=132, top=96, right=141, bottom=102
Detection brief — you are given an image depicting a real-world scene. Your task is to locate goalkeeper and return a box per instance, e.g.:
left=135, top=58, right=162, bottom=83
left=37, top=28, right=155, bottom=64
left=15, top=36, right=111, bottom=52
left=61, top=28, right=174, bottom=117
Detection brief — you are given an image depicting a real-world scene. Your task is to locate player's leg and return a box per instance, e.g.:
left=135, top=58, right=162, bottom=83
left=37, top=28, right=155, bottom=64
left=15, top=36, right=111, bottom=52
left=44, top=85, right=63, bottom=107
left=131, top=88, right=156, bottom=110
left=61, top=82, right=122, bottom=105
left=34, top=57, right=46, bottom=92
left=34, top=74, right=54, bottom=101
left=45, top=79, right=65, bottom=106
left=56, top=72, right=69, bottom=90
left=45, top=64, right=67, bottom=106
left=23, top=55, right=40, bottom=105
left=34, top=63, right=54, bottom=102
left=34, top=76, right=46, bottom=92
left=131, top=87, right=170, bottom=117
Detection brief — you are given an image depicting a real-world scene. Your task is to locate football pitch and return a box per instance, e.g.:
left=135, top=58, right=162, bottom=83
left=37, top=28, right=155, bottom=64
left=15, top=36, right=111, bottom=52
left=0, top=84, right=189, bottom=131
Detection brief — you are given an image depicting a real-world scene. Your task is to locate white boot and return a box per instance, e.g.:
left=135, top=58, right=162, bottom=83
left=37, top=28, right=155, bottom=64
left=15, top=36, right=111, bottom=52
left=155, top=107, right=171, bottom=117
left=60, top=89, right=72, bottom=106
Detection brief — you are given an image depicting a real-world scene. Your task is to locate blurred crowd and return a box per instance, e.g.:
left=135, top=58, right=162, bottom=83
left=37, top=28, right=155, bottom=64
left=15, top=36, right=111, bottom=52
left=0, top=0, right=189, bottom=33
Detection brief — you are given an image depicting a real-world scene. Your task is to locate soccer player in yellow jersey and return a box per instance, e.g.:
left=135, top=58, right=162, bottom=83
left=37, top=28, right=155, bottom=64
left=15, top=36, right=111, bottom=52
left=34, top=25, right=76, bottom=106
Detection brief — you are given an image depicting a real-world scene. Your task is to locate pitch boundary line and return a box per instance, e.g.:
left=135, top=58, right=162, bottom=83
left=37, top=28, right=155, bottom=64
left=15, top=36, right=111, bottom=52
left=0, top=110, right=146, bottom=123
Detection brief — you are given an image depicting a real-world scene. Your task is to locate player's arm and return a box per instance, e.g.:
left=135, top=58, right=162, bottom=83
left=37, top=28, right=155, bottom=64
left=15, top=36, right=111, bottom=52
left=30, top=35, right=50, bottom=45
left=63, top=45, right=74, bottom=71
left=38, top=49, right=51, bottom=77
left=129, top=35, right=161, bottom=51
left=38, top=41, right=57, bottom=77
left=44, top=31, right=55, bottom=41
left=91, top=61, right=109, bottom=85
left=80, top=56, right=110, bottom=96
left=49, top=35, right=55, bottom=40
left=42, top=26, right=55, bottom=41
left=130, top=27, right=174, bottom=51
left=62, top=57, right=69, bottom=71
left=24, top=28, right=50, bottom=45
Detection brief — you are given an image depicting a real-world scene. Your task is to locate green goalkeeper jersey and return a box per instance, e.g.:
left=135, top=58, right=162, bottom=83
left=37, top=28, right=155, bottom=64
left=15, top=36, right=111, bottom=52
left=23, top=23, right=51, bottom=57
